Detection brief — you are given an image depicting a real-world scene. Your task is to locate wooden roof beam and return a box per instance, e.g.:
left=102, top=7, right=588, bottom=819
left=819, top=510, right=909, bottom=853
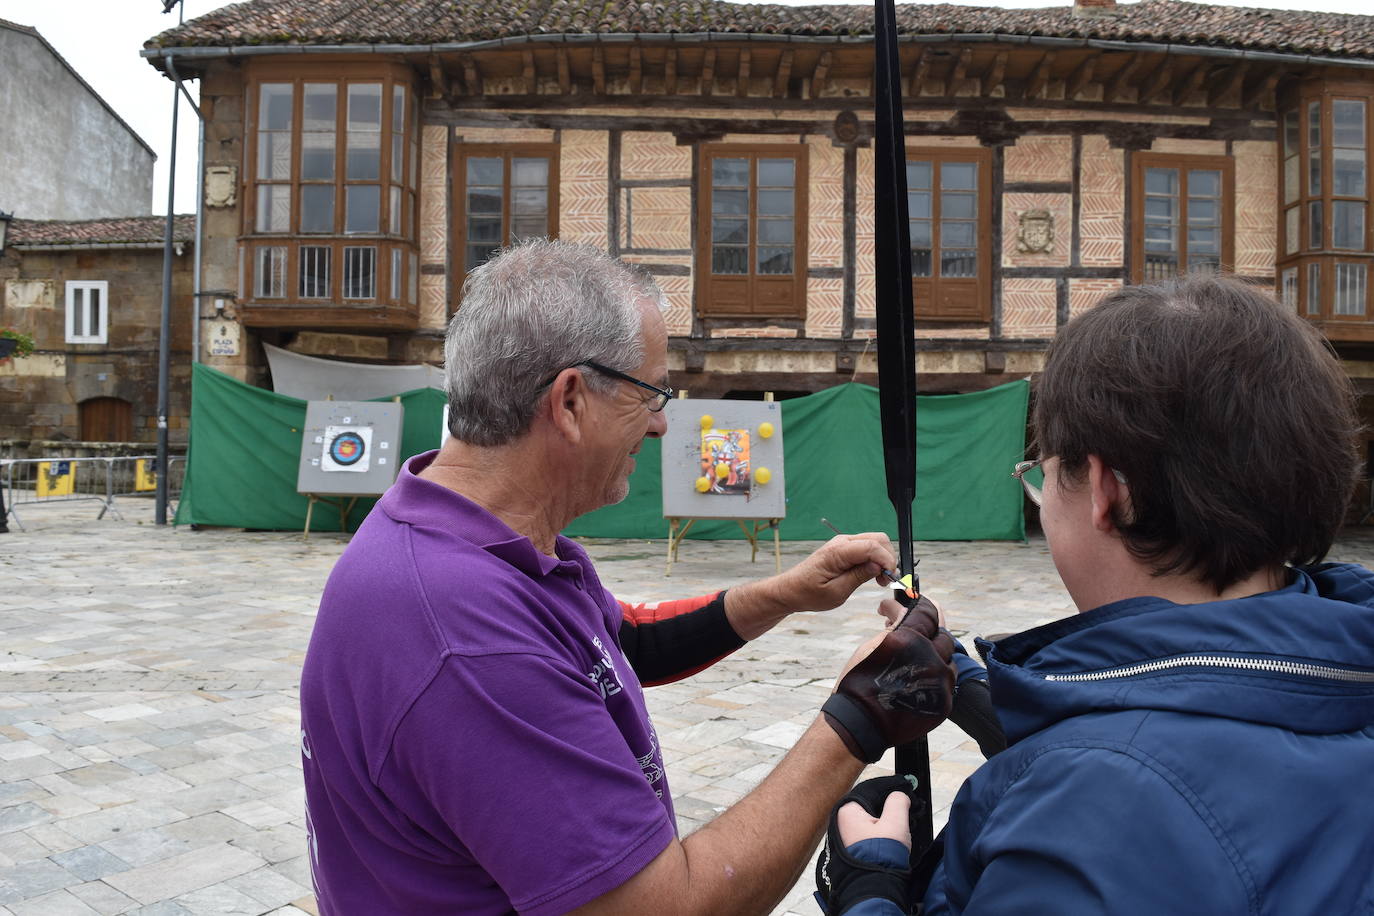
left=1172, top=60, right=1209, bottom=106
left=811, top=50, right=831, bottom=99
left=1242, top=68, right=1282, bottom=110
left=557, top=47, right=571, bottom=94
left=1025, top=51, right=1055, bottom=100
left=1208, top=60, right=1249, bottom=108
left=664, top=47, right=677, bottom=94
left=460, top=53, right=482, bottom=96
left=629, top=46, right=642, bottom=95
left=981, top=51, right=1007, bottom=97
left=908, top=47, right=928, bottom=96
left=1138, top=58, right=1174, bottom=105
left=522, top=50, right=537, bottom=95
left=737, top=48, right=751, bottom=98
left=1066, top=52, right=1100, bottom=101
left=773, top=48, right=794, bottom=98
left=592, top=46, right=605, bottom=94
left=1104, top=52, right=1142, bottom=103
left=945, top=48, right=972, bottom=96
left=427, top=54, right=450, bottom=100
left=701, top=48, right=717, bottom=96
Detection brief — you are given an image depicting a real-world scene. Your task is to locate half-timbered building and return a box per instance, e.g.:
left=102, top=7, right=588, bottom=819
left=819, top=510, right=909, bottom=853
left=142, top=0, right=1374, bottom=409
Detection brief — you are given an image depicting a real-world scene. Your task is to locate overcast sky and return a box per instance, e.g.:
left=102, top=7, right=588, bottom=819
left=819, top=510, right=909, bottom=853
left=2, top=0, right=1369, bottom=217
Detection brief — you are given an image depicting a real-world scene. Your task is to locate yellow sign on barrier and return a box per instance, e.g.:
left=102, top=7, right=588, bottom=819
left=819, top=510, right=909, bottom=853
left=135, top=459, right=157, bottom=492
left=37, top=460, right=76, bottom=497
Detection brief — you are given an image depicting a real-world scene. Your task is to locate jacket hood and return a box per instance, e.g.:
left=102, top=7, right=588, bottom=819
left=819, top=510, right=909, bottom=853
left=978, top=563, right=1374, bottom=745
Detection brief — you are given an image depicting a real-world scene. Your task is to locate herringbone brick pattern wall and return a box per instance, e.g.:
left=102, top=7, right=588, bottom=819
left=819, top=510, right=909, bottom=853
left=1005, top=136, right=1072, bottom=184
left=559, top=130, right=610, bottom=248
left=1079, top=135, right=1124, bottom=268
left=621, top=132, right=690, bottom=181
left=420, top=124, right=449, bottom=330
left=1002, top=277, right=1057, bottom=338
left=1235, top=140, right=1277, bottom=278
left=1070, top=278, right=1124, bottom=319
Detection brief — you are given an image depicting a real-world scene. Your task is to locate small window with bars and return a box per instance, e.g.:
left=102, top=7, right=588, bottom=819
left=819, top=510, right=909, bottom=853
left=1335, top=263, right=1368, bottom=316
left=344, top=246, right=376, bottom=300
left=254, top=247, right=287, bottom=299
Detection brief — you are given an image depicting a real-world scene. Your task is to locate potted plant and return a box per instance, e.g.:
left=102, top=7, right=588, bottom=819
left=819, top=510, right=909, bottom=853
left=0, top=327, right=35, bottom=360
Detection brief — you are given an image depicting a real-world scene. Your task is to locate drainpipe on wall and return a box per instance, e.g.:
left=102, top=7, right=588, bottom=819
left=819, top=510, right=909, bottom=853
left=192, top=115, right=204, bottom=365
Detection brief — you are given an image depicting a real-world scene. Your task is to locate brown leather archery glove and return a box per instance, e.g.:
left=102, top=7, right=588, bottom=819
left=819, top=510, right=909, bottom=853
left=822, top=596, right=956, bottom=763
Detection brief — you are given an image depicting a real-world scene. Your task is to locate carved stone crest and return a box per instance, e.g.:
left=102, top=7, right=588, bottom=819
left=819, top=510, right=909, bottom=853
left=1016, top=209, right=1055, bottom=254
left=205, top=166, right=237, bottom=208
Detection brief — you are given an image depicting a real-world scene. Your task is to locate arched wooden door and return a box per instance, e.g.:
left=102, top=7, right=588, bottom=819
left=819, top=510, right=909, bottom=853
left=79, top=397, right=134, bottom=442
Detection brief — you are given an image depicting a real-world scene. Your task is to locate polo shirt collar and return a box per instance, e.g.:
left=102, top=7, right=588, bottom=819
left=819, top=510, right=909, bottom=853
left=381, top=450, right=571, bottom=578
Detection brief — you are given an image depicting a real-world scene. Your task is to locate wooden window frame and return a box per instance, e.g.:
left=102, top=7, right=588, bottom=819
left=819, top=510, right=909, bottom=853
left=906, top=147, right=992, bottom=322
left=1279, top=81, right=1374, bottom=324
left=241, top=61, right=418, bottom=312
left=1130, top=152, right=1235, bottom=286
left=452, top=143, right=561, bottom=283
left=695, top=144, right=809, bottom=320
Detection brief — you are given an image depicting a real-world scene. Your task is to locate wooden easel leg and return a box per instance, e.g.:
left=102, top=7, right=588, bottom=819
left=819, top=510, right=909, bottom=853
left=666, top=518, right=678, bottom=576
left=771, top=519, right=781, bottom=574
left=303, top=495, right=315, bottom=540
left=738, top=519, right=759, bottom=563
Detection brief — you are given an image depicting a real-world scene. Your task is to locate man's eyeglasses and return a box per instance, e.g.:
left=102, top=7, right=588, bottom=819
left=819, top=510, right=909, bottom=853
left=541, top=360, right=674, bottom=412
left=1012, top=459, right=1044, bottom=506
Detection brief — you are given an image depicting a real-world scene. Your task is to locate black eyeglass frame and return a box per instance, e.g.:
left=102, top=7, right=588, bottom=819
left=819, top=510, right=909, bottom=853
left=540, top=360, right=675, bottom=412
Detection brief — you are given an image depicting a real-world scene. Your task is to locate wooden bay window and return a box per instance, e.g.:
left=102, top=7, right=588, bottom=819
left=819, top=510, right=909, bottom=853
left=242, top=62, right=418, bottom=327
left=1280, top=83, right=1373, bottom=327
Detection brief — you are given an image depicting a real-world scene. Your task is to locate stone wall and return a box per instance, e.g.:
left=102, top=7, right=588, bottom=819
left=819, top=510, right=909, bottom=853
left=0, top=247, right=194, bottom=443
left=0, top=25, right=155, bottom=220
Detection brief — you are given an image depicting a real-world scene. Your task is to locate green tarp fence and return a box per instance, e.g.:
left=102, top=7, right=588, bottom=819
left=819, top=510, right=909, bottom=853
left=174, top=362, right=446, bottom=530
left=177, top=363, right=1028, bottom=540
left=568, top=380, right=1028, bottom=541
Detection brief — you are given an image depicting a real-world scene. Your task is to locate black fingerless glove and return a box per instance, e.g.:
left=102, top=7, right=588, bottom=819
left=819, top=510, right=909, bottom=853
left=823, top=596, right=956, bottom=763
left=814, top=775, right=920, bottom=915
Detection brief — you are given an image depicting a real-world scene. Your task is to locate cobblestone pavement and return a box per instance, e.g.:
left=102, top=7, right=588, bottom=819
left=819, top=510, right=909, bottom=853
left=5, top=499, right=1374, bottom=914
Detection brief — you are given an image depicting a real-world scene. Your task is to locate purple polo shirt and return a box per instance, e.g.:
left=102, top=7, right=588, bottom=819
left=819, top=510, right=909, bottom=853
left=300, top=452, right=675, bottom=914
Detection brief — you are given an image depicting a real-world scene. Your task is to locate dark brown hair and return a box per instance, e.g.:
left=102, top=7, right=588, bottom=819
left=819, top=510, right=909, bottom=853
left=1033, top=275, right=1361, bottom=593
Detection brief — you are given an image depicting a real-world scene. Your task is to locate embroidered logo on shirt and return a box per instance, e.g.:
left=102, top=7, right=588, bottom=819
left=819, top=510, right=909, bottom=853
left=587, top=635, right=625, bottom=699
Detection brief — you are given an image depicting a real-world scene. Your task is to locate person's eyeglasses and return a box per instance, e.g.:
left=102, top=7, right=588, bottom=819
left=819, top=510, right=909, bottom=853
left=541, top=360, right=674, bottom=412
left=1012, top=459, right=1043, bottom=506
left=1012, top=458, right=1127, bottom=507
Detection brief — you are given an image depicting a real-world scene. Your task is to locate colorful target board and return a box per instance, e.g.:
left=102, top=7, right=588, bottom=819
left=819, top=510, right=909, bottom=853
left=296, top=401, right=404, bottom=496
left=661, top=399, right=784, bottom=519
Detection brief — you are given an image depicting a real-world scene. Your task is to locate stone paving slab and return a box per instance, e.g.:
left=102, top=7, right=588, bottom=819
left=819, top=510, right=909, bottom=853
left=5, top=499, right=1374, bottom=914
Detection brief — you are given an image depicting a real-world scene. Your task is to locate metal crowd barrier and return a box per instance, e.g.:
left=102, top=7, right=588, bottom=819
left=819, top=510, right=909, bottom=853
left=0, top=455, right=185, bottom=531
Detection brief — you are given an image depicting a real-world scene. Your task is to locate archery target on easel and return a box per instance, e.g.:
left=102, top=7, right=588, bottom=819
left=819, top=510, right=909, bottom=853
left=322, top=426, right=372, bottom=473
left=296, top=401, right=403, bottom=496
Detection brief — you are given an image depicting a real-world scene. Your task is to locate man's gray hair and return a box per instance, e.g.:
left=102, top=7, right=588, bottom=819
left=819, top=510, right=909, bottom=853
left=444, top=239, right=666, bottom=447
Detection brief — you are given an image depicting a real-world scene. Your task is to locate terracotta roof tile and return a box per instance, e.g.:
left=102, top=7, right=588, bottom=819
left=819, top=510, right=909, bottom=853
left=10, top=216, right=196, bottom=247
left=145, top=0, right=1374, bottom=62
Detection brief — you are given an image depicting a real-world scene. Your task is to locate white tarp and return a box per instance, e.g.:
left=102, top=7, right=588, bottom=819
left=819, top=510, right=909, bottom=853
left=264, top=343, right=444, bottom=401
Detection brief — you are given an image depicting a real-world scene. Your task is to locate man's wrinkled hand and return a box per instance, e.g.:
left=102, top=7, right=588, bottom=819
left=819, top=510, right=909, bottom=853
left=769, top=533, right=897, bottom=614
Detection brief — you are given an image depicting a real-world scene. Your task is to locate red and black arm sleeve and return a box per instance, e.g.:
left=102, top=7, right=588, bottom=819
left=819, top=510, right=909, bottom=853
left=617, top=591, right=746, bottom=686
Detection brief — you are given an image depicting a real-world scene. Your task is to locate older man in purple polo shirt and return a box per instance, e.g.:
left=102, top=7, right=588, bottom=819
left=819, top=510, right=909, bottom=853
left=300, top=240, right=955, bottom=915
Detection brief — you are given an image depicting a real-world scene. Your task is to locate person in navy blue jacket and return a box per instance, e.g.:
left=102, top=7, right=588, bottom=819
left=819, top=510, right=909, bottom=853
left=824, top=274, right=1374, bottom=915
